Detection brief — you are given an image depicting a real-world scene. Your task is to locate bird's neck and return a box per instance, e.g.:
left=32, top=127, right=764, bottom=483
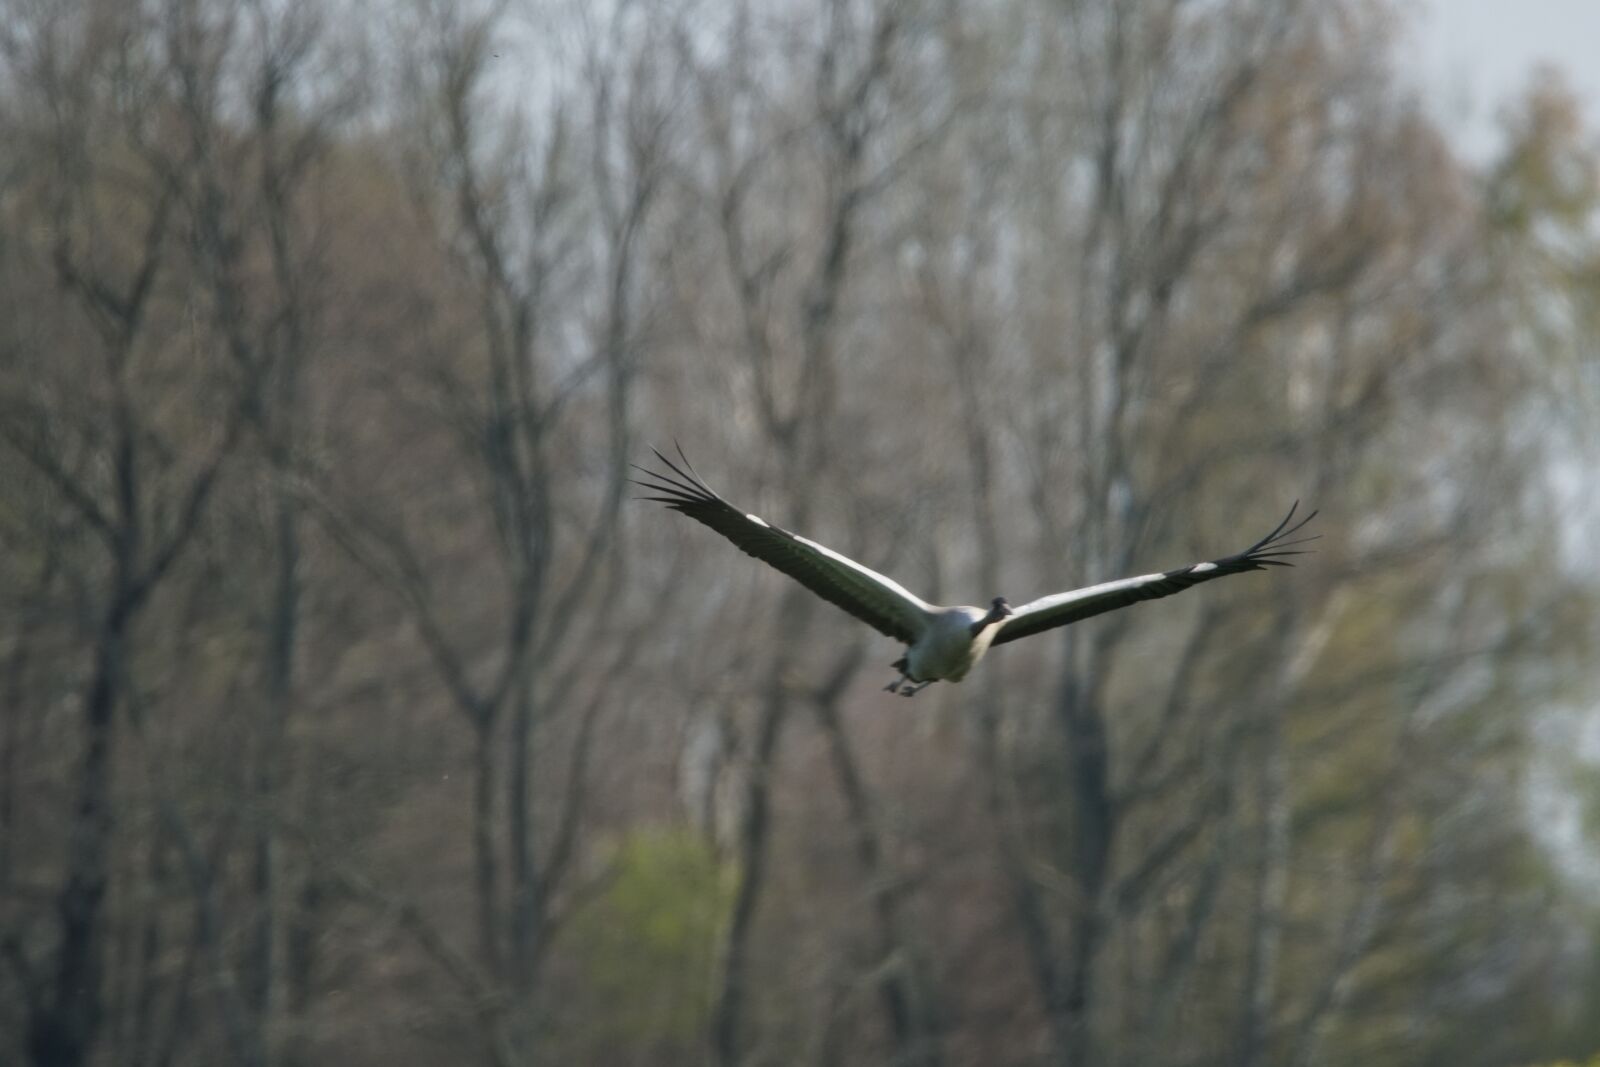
left=969, top=611, right=1005, bottom=637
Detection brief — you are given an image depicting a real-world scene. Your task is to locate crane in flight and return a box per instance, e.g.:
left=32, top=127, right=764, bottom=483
left=634, top=447, right=1316, bottom=696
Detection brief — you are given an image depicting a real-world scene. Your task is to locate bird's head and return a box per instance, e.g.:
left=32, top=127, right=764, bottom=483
left=989, top=596, right=1013, bottom=620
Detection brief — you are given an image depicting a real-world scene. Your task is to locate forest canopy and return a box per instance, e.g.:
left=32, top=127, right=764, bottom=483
left=2, top=1, right=1599, bottom=1065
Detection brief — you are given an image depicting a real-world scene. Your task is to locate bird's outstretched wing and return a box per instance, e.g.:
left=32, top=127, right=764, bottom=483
left=991, top=503, right=1318, bottom=648
left=633, top=446, right=932, bottom=644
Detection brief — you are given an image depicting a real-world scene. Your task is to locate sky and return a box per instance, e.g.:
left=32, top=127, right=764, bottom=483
left=1407, top=0, right=1600, bottom=160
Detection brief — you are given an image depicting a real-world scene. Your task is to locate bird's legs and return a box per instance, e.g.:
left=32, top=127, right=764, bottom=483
left=885, top=655, right=911, bottom=694
left=885, top=654, right=933, bottom=696
left=884, top=672, right=932, bottom=697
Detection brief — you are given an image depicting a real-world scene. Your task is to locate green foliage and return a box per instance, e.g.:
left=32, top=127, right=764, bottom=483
left=1485, top=68, right=1600, bottom=433
left=1568, top=763, right=1600, bottom=855
left=567, top=827, right=734, bottom=1049
left=1488, top=69, right=1600, bottom=234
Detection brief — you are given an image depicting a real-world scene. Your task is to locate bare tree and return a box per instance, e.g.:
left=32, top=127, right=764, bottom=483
left=672, top=4, right=962, bottom=1063
left=0, top=4, right=246, bottom=1063
left=156, top=3, right=360, bottom=1062
left=302, top=2, right=675, bottom=1060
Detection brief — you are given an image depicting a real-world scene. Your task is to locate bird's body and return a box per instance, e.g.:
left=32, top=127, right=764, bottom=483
left=904, top=606, right=1007, bottom=684
left=634, top=447, right=1316, bottom=696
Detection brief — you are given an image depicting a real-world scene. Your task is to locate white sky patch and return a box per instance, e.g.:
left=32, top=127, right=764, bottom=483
left=1405, top=0, right=1600, bottom=162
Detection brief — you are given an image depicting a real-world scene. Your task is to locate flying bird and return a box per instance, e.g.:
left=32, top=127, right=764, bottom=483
left=634, top=447, right=1317, bottom=696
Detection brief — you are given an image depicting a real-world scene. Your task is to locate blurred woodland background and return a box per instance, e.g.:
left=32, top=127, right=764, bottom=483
left=3, top=1, right=1600, bottom=1065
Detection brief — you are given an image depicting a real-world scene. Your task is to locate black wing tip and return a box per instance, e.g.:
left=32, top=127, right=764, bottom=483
left=645, top=442, right=713, bottom=492
left=1196, top=502, right=1321, bottom=571
left=632, top=445, right=724, bottom=508
left=1246, top=501, right=1319, bottom=553
left=1276, top=503, right=1319, bottom=541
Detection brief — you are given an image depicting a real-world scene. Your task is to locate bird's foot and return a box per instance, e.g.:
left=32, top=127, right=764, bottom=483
left=899, top=681, right=932, bottom=697
left=885, top=677, right=906, bottom=692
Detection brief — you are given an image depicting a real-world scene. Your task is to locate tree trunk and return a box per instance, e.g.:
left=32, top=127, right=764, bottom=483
left=29, top=611, right=126, bottom=1067
left=1055, top=647, right=1116, bottom=1067
left=813, top=656, right=943, bottom=1067
left=249, top=495, right=300, bottom=1066
left=472, top=715, right=502, bottom=979
left=508, top=675, right=541, bottom=995
left=711, top=630, right=798, bottom=1067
